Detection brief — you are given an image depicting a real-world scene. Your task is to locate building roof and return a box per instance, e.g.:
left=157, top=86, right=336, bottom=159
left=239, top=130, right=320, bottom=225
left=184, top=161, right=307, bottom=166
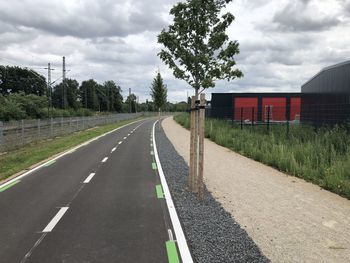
left=303, top=60, right=350, bottom=87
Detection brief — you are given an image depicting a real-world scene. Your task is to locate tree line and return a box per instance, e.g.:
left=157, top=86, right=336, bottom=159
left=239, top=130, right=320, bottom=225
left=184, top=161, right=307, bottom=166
left=0, top=65, right=187, bottom=121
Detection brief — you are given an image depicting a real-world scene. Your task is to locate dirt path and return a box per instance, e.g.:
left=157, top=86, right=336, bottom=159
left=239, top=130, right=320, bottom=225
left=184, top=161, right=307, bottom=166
left=162, top=117, right=350, bottom=263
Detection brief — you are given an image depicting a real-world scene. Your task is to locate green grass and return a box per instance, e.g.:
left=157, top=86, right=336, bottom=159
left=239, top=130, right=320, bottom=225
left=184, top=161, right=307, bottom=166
left=174, top=113, right=350, bottom=199
left=0, top=117, right=146, bottom=182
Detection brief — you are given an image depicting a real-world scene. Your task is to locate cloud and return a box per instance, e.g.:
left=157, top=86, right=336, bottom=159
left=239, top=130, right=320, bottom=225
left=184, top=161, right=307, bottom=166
left=272, top=0, right=340, bottom=32
left=0, top=0, right=349, bottom=103
left=0, top=0, right=170, bottom=38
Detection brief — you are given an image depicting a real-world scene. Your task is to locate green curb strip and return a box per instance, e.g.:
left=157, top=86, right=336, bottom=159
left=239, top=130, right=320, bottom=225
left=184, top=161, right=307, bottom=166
left=166, top=241, right=180, bottom=263
left=0, top=180, right=20, bottom=192
left=156, top=185, right=164, bottom=199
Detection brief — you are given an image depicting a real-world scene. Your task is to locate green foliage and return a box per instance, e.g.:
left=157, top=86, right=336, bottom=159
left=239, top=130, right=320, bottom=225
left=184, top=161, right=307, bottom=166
left=52, top=79, right=80, bottom=109
left=125, top=93, right=137, bottom=113
left=158, top=0, right=242, bottom=93
left=174, top=113, right=350, bottom=199
left=150, top=72, right=167, bottom=111
left=0, top=93, right=47, bottom=120
left=0, top=66, right=47, bottom=96
left=80, top=79, right=99, bottom=111
left=102, top=80, right=123, bottom=112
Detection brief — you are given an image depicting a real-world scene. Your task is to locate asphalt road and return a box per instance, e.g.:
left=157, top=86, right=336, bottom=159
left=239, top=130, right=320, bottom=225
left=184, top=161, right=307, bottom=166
left=0, top=118, right=179, bottom=263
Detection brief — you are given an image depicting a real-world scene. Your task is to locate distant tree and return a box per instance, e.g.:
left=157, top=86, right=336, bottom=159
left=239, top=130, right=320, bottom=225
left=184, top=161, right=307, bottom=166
left=103, top=81, right=123, bottom=112
left=125, top=93, right=137, bottom=113
left=158, top=0, right=243, bottom=99
left=80, top=79, right=99, bottom=110
left=150, top=72, right=167, bottom=112
left=52, top=78, right=80, bottom=109
left=0, top=66, right=47, bottom=96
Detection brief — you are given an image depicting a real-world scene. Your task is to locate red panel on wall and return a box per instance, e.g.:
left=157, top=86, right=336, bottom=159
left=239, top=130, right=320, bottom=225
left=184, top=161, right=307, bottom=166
left=234, top=98, right=258, bottom=121
left=290, top=98, right=301, bottom=121
left=262, top=98, right=286, bottom=121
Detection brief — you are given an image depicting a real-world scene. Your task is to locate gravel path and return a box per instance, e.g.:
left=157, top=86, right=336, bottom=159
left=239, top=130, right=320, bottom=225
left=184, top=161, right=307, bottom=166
left=161, top=117, right=350, bottom=263
left=155, top=121, right=269, bottom=263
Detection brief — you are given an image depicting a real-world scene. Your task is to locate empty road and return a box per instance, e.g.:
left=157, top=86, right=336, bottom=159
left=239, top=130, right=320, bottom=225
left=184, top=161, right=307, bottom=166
left=0, top=118, right=188, bottom=263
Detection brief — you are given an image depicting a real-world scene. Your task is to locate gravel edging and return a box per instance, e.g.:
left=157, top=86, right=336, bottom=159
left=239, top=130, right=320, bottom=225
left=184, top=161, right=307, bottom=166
left=155, top=121, right=270, bottom=263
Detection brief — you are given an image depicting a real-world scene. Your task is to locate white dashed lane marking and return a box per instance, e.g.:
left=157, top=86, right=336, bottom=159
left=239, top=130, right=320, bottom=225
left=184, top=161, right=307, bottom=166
left=42, top=207, right=69, bottom=233
left=102, top=157, right=108, bottom=163
left=83, top=173, right=96, bottom=183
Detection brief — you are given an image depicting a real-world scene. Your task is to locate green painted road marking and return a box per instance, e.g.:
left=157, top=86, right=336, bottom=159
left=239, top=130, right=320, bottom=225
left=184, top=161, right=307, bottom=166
left=166, top=241, right=180, bottom=263
left=152, top=162, right=157, bottom=170
left=150, top=151, right=154, bottom=155
left=156, top=185, right=164, bottom=199
left=45, top=160, right=56, bottom=167
left=0, top=180, right=20, bottom=192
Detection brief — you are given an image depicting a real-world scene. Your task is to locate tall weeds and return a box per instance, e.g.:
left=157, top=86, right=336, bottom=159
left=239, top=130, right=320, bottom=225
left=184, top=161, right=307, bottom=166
left=174, top=113, right=350, bottom=199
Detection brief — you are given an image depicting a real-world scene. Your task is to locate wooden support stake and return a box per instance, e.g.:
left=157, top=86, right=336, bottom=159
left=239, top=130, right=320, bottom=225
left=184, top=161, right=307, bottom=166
left=192, top=101, right=199, bottom=193
left=189, top=96, right=196, bottom=190
left=198, top=93, right=205, bottom=200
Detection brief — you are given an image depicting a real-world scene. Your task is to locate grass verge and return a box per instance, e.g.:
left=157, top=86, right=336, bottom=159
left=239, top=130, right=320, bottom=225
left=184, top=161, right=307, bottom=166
left=0, top=117, right=146, bottom=182
left=174, top=113, right=350, bottom=200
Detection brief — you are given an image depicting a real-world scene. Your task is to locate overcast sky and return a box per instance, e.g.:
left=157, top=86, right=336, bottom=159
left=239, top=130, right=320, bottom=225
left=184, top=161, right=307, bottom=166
left=0, top=0, right=349, bottom=102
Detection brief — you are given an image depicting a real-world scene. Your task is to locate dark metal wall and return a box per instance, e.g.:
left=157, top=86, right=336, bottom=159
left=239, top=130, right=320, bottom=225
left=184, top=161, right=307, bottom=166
left=301, top=61, right=350, bottom=125
left=302, top=60, right=350, bottom=94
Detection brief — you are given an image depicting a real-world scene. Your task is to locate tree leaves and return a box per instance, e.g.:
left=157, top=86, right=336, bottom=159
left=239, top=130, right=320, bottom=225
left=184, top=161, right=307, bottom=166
left=158, top=0, right=243, bottom=92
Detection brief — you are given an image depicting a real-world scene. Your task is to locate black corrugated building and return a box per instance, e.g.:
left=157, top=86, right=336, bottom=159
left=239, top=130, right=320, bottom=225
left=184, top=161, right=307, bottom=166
left=301, top=60, right=350, bottom=125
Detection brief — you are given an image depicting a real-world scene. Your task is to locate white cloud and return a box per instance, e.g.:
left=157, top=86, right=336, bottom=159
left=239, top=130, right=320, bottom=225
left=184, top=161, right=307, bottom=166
left=0, top=0, right=349, bottom=103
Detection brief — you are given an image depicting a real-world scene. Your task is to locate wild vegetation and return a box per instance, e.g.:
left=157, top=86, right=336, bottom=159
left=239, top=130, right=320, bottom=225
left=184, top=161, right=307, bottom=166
left=174, top=113, right=350, bottom=199
left=0, top=65, right=187, bottom=121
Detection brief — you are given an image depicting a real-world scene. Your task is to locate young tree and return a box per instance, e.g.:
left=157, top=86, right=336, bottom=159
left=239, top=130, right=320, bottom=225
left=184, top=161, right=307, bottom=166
left=150, top=72, right=167, bottom=112
left=158, top=0, right=242, bottom=98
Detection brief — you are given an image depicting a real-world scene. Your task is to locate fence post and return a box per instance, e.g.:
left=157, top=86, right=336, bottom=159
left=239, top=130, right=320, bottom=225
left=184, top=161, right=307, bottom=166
left=69, top=117, right=72, bottom=133
left=240, top=107, right=243, bottom=130
left=38, top=119, right=41, bottom=138
left=252, top=107, right=255, bottom=127
left=267, top=106, right=271, bottom=132
left=0, top=121, right=3, bottom=149
left=198, top=93, right=205, bottom=201
left=50, top=118, right=53, bottom=137
left=189, top=96, right=195, bottom=191
left=21, top=120, right=24, bottom=145
left=61, top=117, right=63, bottom=134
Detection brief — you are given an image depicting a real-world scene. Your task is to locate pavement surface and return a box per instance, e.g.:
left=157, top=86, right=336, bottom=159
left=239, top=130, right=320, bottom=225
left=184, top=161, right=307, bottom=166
left=163, top=116, right=350, bottom=263
left=0, top=118, right=181, bottom=263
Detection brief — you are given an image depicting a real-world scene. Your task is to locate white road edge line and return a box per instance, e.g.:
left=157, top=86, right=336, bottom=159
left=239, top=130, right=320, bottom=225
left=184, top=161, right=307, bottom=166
left=84, top=173, right=96, bottom=183
left=43, top=207, right=69, bottom=233
left=102, top=157, right=108, bottom=163
left=152, top=120, right=193, bottom=263
left=0, top=119, right=145, bottom=189
left=111, top=147, right=116, bottom=153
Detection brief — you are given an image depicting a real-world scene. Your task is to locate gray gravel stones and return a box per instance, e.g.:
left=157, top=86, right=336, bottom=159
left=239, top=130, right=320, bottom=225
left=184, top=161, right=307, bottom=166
left=155, top=123, right=270, bottom=263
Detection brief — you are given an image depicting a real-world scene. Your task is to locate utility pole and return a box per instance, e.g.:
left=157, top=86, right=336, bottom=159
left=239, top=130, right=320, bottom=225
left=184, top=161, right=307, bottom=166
left=129, top=88, right=131, bottom=113
left=62, top=56, right=67, bottom=109
left=44, top=63, right=54, bottom=117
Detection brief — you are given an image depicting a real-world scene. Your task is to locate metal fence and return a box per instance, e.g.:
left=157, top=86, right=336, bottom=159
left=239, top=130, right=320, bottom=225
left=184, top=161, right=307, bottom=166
left=0, top=113, right=145, bottom=152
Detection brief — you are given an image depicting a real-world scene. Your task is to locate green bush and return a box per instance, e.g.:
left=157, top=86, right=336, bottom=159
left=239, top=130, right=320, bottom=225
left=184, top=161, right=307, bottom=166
left=174, top=113, right=350, bottom=199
